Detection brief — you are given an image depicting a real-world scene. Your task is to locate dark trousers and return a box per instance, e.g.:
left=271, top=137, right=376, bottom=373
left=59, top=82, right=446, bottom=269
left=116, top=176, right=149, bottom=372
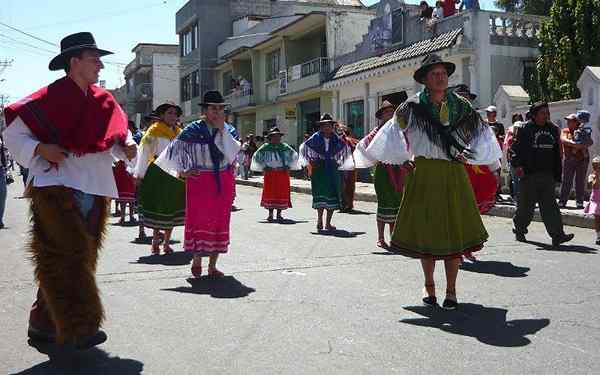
left=559, top=157, right=589, bottom=204
left=513, top=173, right=564, bottom=238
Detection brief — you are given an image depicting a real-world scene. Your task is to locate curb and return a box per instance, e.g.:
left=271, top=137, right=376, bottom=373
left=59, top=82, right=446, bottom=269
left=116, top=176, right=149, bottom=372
left=236, top=179, right=594, bottom=229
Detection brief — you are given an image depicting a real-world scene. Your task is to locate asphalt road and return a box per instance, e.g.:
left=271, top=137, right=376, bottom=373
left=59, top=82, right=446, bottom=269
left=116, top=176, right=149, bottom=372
left=1, top=183, right=599, bottom=375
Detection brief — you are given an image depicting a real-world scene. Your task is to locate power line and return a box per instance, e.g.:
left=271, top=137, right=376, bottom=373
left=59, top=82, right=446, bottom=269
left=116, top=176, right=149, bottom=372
left=0, top=21, right=58, bottom=47
left=0, top=33, right=58, bottom=54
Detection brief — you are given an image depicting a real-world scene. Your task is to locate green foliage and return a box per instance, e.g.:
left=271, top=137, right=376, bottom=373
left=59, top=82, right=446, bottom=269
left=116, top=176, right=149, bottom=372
left=536, top=0, right=600, bottom=101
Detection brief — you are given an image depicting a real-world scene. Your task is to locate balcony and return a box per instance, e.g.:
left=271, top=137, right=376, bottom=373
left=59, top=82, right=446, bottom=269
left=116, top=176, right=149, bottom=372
left=126, top=82, right=153, bottom=101
left=225, top=87, right=255, bottom=111
left=488, top=11, right=545, bottom=47
left=124, top=54, right=153, bottom=76
left=285, top=57, right=330, bottom=95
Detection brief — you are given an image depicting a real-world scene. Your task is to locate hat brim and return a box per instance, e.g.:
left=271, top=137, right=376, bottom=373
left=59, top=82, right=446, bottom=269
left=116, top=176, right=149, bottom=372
left=199, top=102, right=230, bottom=107
left=413, top=61, right=456, bottom=84
left=375, top=104, right=396, bottom=119
left=267, top=132, right=285, bottom=137
left=48, top=48, right=113, bottom=71
left=155, top=103, right=183, bottom=117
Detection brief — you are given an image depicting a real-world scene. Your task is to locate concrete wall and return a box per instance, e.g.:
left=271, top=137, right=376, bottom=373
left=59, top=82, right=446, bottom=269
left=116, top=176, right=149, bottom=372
left=287, top=32, right=325, bottom=66
left=326, top=11, right=374, bottom=67
left=152, top=53, right=180, bottom=110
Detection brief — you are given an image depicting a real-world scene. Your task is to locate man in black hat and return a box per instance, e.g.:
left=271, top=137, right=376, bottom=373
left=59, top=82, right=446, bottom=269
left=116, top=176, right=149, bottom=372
left=2, top=32, right=137, bottom=349
left=510, top=102, right=574, bottom=246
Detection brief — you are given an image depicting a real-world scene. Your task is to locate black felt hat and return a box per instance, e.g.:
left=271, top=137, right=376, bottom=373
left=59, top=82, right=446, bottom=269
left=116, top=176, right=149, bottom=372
left=267, top=127, right=285, bottom=137
left=318, top=113, right=336, bottom=125
left=375, top=100, right=397, bottom=119
left=199, top=90, right=229, bottom=107
left=49, top=32, right=113, bottom=71
left=154, top=101, right=182, bottom=117
left=413, top=54, right=456, bottom=84
left=452, top=84, right=477, bottom=100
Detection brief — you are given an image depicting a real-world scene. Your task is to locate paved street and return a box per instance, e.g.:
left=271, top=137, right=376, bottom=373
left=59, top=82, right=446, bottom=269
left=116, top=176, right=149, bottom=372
left=1, top=182, right=599, bottom=375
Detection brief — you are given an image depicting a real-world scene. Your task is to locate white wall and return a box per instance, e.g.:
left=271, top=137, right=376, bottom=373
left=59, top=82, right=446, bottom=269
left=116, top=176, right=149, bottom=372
left=327, top=11, right=374, bottom=64
left=152, top=53, right=180, bottom=109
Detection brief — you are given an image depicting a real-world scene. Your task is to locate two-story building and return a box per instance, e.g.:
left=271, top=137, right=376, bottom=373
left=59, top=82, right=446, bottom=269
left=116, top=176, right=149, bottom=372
left=213, top=6, right=375, bottom=146
left=123, top=43, right=180, bottom=123
left=176, top=0, right=371, bottom=138
left=324, top=0, right=546, bottom=134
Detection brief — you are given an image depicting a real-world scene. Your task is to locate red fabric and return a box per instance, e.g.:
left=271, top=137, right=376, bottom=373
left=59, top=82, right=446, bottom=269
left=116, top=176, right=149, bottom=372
left=261, top=169, right=292, bottom=210
left=442, top=0, right=457, bottom=17
left=386, top=164, right=409, bottom=193
left=3, top=77, right=127, bottom=155
left=113, top=161, right=136, bottom=202
left=465, top=164, right=497, bottom=214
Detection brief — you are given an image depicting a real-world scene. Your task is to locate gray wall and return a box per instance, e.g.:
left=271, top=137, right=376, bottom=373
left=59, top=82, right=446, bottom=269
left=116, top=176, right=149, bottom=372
left=490, top=55, right=526, bottom=105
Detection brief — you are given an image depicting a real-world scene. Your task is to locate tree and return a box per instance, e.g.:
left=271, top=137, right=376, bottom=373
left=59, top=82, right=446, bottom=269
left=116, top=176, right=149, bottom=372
left=536, top=0, right=600, bottom=101
left=494, top=0, right=554, bottom=15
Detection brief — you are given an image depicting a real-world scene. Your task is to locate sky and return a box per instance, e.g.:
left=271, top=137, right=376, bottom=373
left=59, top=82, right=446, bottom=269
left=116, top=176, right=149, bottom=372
left=0, top=0, right=497, bottom=104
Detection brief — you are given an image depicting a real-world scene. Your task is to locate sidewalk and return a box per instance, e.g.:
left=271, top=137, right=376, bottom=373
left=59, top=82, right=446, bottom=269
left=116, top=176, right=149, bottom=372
left=236, top=176, right=594, bottom=229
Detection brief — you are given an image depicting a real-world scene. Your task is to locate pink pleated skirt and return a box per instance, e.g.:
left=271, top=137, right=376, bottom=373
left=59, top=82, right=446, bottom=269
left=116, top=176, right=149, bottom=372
left=184, top=168, right=235, bottom=256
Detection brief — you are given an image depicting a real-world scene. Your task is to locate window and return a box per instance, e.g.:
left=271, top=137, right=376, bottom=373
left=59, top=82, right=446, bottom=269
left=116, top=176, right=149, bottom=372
left=345, top=100, right=365, bottom=138
left=266, top=49, right=280, bottom=81
left=191, top=70, right=200, bottom=98
left=223, top=71, right=233, bottom=94
left=180, top=23, right=198, bottom=57
left=181, top=74, right=192, bottom=101
left=392, top=9, right=404, bottom=44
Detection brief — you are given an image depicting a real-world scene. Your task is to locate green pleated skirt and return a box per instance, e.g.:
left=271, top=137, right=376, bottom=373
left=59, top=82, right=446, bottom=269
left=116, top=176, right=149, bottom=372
left=390, top=157, right=488, bottom=259
left=310, top=162, right=342, bottom=210
left=374, top=163, right=402, bottom=223
left=138, top=163, right=186, bottom=230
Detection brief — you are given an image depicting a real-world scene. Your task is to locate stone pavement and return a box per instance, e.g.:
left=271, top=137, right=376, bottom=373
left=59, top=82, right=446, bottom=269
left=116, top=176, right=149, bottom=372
left=237, top=176, right=594, bottom=229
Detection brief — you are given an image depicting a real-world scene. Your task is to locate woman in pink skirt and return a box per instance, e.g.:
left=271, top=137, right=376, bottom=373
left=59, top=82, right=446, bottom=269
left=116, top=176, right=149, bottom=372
left=156, top=91, right=240, bottom=278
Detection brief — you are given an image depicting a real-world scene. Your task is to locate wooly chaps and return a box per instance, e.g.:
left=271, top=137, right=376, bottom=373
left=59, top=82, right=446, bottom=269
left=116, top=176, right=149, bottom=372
left=29, top=186, right=108, bottom=344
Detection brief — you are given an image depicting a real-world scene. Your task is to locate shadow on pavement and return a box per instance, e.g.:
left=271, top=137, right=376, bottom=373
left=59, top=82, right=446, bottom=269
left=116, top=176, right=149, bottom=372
left=12, top=346, right=143, bottom=375
left=133, top=251, right=193, bottom=266
left=526, top=240, right=597, bottom=254
left=341, top=209, right=373, bottom=216
left=460, top=260, right=530, bottom=278
left=257, top=219, right=309, bottom=225
left=310, top=230, right=366, bottom=238
left=400, top=303, right=550, bottom=347
left=162, top=276, right=255, bottom=299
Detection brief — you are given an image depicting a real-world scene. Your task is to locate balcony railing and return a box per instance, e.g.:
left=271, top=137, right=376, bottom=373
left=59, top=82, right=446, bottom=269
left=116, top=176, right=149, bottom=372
left=488, top=11, right=544, bottom=42
left=225, top=87, right=254, bottom=110
left=288, top=57, right=330, bottom=81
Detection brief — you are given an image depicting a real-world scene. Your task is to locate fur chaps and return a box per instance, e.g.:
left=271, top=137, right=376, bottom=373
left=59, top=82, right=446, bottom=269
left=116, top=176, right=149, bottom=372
left=29, top=186, right=108, bottom=344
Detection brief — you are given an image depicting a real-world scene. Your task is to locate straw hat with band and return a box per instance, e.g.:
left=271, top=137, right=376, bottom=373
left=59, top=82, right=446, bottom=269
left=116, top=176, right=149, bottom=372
left=375, top=100, right=396, bottom=119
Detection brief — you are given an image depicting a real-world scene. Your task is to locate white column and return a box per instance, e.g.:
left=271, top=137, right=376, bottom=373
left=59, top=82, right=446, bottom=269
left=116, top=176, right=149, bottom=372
left=364, top=82, right=370, bottom=133
left=331, top=90, right=339, bottom=120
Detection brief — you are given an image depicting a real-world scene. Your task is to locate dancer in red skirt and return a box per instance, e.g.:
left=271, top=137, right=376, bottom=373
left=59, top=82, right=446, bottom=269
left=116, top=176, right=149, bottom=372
left=251, top=127, right=300, bottom=222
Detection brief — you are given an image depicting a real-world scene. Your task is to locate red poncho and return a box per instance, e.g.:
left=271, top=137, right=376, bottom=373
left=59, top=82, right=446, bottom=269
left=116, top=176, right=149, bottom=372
left=3, top=76, right=128, bottom=155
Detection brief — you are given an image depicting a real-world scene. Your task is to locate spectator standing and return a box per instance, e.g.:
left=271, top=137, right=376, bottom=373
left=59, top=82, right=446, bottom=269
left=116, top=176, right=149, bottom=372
left=584, top=157, right=600, bottom=245
left=419, top=1, right=434, bottom=20
left=511, top=102, right=574, bottom=247
left=485, top=105, right=505, bottom=201
left=505, top=113, right=525, bottom=200
left=442, top=0, right=459, bottom=17
left=559, top=113, right=593, bottom=208
left=459, top=0, right=480, bottom=11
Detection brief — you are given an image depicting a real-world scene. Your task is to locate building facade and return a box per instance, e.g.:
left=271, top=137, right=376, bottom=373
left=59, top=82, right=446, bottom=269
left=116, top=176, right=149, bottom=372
left=324, top=0, right=546, bottom=135
left=175, top=0, right=370, bottom=132
left=123, top=43, right=180, bottom=124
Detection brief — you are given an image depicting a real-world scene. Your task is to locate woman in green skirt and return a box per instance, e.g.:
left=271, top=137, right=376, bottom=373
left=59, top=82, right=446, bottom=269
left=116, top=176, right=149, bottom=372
left=299, top=114, right=354, bottom=231
left=133, top=102, right=185, bottom=255
left=357, top=54, right=502, bottom=309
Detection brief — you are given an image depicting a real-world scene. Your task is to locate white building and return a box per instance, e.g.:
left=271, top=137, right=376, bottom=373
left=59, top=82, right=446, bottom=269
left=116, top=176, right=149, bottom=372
left=123, top=43, right=180, bottom=123
left=323, top=0, right=545, bottom=135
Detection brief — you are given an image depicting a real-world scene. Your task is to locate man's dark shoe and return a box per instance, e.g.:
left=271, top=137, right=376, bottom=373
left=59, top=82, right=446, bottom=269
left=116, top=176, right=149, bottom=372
left=552, top=233, right=575, bottom=247
left=442, top=298, right=459, bottom=310
left=596, top=239, right=600, bottom=246
left=422, top=296, right=438, bottom=307
left=515, top=233, right=526, bottom=242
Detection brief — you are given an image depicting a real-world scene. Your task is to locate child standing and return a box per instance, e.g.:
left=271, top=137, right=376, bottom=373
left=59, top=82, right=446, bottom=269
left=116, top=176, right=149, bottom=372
left=584, top=156, right=600, bottom=245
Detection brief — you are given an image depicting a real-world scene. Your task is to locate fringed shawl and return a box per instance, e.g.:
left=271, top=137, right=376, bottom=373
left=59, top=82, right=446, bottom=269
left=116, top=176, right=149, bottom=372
left=301, top=132, right=350, bottom=166
left=165, top=120, right=228, bottom=191
left=398, top=90, right=484, bottom=161
left=252, top=143, right=297, bottom=169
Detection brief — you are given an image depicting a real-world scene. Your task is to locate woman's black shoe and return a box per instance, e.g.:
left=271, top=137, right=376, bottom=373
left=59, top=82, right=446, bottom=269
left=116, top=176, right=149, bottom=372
left=422, top=296, right=438, bottom=307
left=442, top=298, right=458, bottom=310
